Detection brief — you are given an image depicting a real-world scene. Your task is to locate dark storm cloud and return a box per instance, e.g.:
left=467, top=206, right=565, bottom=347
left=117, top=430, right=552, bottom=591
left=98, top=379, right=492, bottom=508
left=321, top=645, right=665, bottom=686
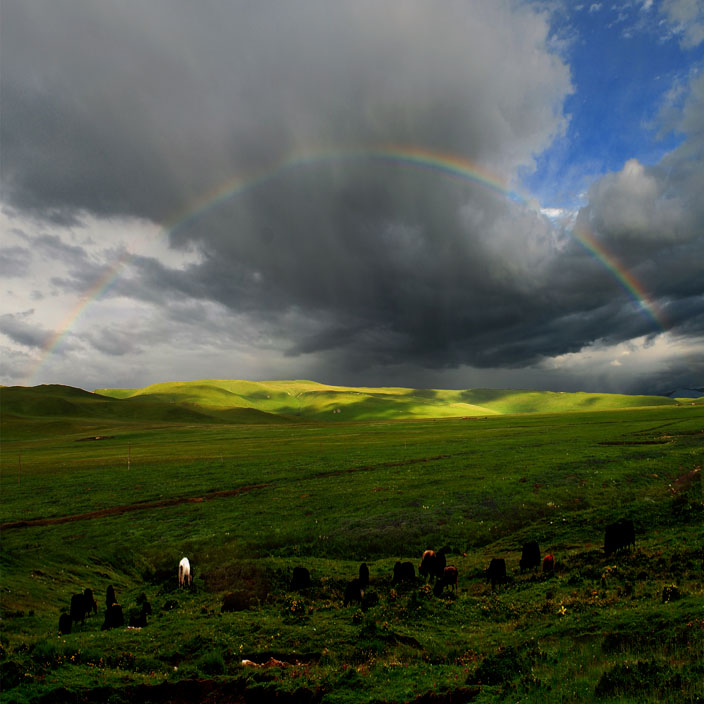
left=1, top=0, right=569, bottom=223
left=2, top=0, right=701, bottom=382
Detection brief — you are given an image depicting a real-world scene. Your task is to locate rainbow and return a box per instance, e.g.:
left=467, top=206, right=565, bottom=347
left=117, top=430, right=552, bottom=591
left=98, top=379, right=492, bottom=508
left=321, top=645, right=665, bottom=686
left=572, top=222, right=667, bottom=331
left=23, top=145, right=665, bottom=384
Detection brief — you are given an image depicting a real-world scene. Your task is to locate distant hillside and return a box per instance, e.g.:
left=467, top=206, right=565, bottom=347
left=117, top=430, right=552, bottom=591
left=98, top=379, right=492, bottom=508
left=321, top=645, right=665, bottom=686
left=93, top=378, right=682, bottom=421
left=2, top=381, right=686, bottom=438
left=0, top=383, right=290, bottom=437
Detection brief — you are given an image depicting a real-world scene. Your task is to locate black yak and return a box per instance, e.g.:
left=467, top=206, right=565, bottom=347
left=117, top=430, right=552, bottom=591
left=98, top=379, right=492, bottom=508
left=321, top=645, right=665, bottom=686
left=519, top=541, right=541, bottom=572
left=290, top=566, right=312, bottom=590
left=604, top=518, right=635, bottom=556
left=392, top=561, right=415, bottom=585
left=128, top=602, right=151, bottom=628
left=486, top=558, right=507, bottom=589
left=358, top=563, right=370, bottom=589
left=83, top=588, right=98, bottom=616
left=101, top=603, right=124, bottom=630
left=58, top=613, right=72, bottom=635
left=343, top=578, right=364, bottom=607
left=106, top=585, right=117, bottom=609
left=69, top=593, right=88, bottom=626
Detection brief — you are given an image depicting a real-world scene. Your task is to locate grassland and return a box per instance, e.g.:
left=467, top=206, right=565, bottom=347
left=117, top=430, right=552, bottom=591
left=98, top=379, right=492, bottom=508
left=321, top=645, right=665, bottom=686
left=94, top=379, right=686, bottom=421
left=1, top=382, right=702, bottom=703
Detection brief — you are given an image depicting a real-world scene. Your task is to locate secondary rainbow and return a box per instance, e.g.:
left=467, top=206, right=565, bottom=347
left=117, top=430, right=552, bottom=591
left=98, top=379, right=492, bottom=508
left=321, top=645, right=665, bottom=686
left=23, top=146, right=665, bottom=384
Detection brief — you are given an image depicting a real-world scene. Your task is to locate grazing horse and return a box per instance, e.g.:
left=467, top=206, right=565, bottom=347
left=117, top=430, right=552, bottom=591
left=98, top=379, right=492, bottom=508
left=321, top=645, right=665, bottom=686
left=178, top=557, right=192, bottom=588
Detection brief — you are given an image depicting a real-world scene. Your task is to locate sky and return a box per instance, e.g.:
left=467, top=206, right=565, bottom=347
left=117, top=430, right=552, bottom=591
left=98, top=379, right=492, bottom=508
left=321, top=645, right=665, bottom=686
left=1, top=0, right=703, bottom=395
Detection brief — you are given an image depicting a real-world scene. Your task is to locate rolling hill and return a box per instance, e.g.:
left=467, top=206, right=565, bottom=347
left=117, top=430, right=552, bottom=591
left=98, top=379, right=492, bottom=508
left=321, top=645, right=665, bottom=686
left=2, top=380, right=692, bottom=436
left=94, top=379, right=686, bottom=420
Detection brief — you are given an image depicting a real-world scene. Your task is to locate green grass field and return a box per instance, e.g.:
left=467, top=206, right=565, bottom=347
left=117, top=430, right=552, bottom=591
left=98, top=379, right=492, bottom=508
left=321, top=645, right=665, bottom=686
left=1, top=382, right=702, bottom=703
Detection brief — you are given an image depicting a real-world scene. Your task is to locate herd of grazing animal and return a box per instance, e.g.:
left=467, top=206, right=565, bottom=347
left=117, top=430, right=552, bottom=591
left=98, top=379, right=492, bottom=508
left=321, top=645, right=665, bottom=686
left=58, top=519, right=636, bottom=635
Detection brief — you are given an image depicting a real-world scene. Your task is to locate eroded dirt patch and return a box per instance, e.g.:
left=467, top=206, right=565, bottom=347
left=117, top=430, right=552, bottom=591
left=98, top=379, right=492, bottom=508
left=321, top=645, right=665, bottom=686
left=598, top=440, right=670, bottom=446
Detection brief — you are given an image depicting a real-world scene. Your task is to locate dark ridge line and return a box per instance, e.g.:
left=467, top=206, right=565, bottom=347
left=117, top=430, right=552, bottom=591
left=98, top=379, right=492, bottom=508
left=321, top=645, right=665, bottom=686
left=0, top=484, right=269, bottom=531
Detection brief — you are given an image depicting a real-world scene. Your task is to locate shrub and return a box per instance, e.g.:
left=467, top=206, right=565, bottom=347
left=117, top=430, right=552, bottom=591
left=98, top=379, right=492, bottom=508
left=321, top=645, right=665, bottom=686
left=0, top=659, right=23, bottom=690
left=662, top=585, right=681, bottom=603
left=471, top=646, right=527, bottom=685
left=197, top=649, right=225, bottom=676
left=221, top=590, right=252, bottom=612
left=595, top=660, right=681, bottom=698
left=31, top=639, right=61, bottom=668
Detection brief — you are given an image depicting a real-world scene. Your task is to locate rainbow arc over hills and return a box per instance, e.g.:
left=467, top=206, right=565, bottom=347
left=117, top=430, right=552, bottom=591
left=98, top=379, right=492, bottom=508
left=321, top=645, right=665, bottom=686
left=24, top=145, right=666, bottom=384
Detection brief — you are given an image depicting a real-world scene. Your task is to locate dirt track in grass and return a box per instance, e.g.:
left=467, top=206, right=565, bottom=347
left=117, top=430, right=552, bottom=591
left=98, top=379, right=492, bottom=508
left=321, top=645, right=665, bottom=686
left=0, top=483, right=270, bottom=531
left=1, top=453, right=464, bottom=531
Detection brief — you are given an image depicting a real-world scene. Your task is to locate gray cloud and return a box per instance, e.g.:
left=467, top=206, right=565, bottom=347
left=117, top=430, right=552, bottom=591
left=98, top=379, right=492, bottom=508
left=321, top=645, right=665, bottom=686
left=0, top=246, right=32, bottom=277
left=1, top=1, right=702, bottom=392
left=1, top=0, right=570, bottom=224
left=0, top=312, right=52, bottom=349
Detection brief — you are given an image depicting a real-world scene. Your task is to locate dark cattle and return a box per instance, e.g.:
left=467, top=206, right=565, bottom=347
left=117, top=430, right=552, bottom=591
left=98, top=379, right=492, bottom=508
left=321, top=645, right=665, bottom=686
left=486, top=558, right=507, bottom=589
left=419, top=550, right=438, bottom=581
left=604, top=518, right=635, bottom=556
left=128, top=602, right=151, bottom=628
left=392, top=561, right=415, bottom=584
left=106, top=585, right=117, bottom=609
left=435, top=549, right=447, bottom=578
left=58, top=613, right=72, bottom=635
left=83, top=588, right=98, bottom=616
left=290, top=566, right=311, bottom=590
left=343, top=578, right=364, bottom=607
left=519, top=541, right=541, bottom=572
left=358, top=563, right=370, bottom=589
left=101, top=603, right=124, bottom=631
left=542, top=554, right=555, bottom=573
left=433, top=566, right=459, bottom=597
left=135, top=593, right=152, bottom=615
left=70, top=593, right=88, bottom=626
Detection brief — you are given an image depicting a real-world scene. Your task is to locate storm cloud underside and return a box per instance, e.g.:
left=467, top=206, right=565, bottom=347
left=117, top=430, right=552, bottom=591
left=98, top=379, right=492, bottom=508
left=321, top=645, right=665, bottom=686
left=1, top=1, right=702, bottom=392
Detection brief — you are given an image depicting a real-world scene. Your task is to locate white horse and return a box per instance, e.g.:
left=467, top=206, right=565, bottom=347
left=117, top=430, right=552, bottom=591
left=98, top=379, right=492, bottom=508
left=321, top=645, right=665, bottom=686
left=178, top=557, right=191, bottom=588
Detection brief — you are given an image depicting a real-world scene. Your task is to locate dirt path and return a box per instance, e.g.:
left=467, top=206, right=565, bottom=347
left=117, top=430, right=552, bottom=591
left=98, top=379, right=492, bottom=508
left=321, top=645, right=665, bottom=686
left=0, top=483, right=269, bottom=531
left=2, top=452, right=464, bottom=531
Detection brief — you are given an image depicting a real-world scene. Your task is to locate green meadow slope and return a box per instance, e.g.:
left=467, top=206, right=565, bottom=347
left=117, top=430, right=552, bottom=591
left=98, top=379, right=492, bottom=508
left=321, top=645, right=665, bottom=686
left=0, top=389, right=702, bottom=704
left=94, top=378, right=683, bottom=421
left=0, top=384, right=289, bottom=441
